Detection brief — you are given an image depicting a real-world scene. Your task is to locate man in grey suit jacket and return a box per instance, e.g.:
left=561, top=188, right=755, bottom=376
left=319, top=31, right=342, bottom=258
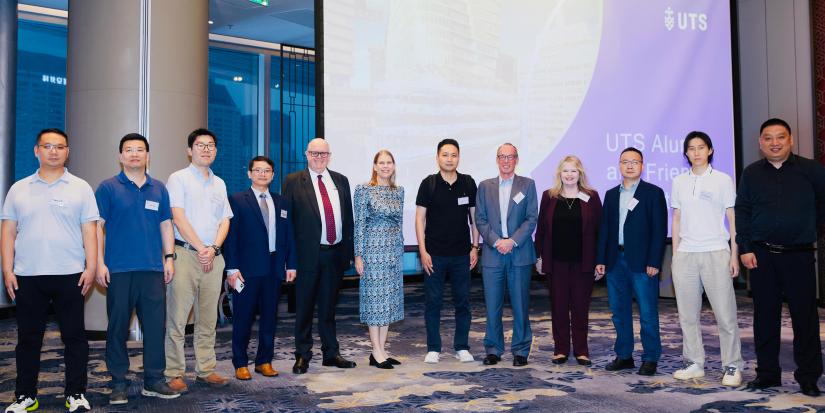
left=474, top=143, right=538, bottom=366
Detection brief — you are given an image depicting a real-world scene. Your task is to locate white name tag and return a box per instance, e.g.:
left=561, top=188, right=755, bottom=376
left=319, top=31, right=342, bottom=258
left=513, top=192, right=525, bottom=204
left=280, top=209, right=288, bottom=218
left=49, top=198, right=65, bottom=207
left=577, top=192, right=591, bottom=202
left=699, top=191, right=713, bottom=202
left=145, top=200, right=160, bottom=211
left=627, top=197, right=639, bottom=211
left=457, top=196, right=469, bottom=205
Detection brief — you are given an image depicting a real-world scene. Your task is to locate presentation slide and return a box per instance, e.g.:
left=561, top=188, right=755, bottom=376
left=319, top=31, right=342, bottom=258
left=323, top=0, right=735, bottom=244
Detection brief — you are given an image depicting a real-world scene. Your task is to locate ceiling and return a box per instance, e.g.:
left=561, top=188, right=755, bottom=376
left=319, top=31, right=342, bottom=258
left=19, top=0, right=315, bottom=48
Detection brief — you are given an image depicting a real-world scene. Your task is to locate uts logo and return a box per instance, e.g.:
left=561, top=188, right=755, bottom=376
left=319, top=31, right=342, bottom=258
left=665, top=6, right=708, bottom=31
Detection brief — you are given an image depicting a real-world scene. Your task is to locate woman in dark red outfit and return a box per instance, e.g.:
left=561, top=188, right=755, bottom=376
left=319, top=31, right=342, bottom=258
left=535, top=155, right=602, bottom=366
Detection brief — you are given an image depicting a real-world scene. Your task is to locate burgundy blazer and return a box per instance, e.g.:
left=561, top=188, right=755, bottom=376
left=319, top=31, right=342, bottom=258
left=534, top=189, right=602, bottom=274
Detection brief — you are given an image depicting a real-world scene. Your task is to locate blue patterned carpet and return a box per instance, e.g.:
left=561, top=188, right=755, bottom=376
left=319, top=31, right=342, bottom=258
left=0, top=276, right=823, bottom=412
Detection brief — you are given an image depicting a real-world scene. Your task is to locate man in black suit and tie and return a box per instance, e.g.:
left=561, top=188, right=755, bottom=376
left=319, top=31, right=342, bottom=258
left=224, top=156, right=297, bottom=381
left=283, top=138, right=356, bottom=374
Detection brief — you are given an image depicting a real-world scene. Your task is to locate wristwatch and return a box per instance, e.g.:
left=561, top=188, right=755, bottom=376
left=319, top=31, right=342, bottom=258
left=211, top=245, right=222, bottom=256
left=164, top=252, right=176, bottom=261
left=471, top=245, right=480, bottom=251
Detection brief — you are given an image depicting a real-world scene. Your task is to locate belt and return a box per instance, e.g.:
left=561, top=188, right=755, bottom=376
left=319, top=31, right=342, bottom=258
left=754, top=241, right=816, bottom=254
left=270, top=251, right=278, bottom=256
left=174, top=239, right=198, bottom=252
left=618, top=245, right=625, bottom=252
left=320, top=243, right=341, bottom=250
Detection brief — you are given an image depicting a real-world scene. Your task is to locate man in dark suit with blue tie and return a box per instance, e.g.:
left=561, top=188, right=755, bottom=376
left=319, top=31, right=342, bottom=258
left=224, top=156, right=297, bottom=381
left=596, top=147, right=667, bottom=376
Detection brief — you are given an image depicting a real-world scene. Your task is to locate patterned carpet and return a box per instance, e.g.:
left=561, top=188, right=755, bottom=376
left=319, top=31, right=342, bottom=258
left=0, top=276, right=823, bottom=412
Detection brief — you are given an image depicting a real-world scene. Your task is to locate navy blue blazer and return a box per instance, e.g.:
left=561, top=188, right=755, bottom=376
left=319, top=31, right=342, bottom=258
left=224, top=188, right=297, bottom=279
left=595, top=180, right=667, bottom=273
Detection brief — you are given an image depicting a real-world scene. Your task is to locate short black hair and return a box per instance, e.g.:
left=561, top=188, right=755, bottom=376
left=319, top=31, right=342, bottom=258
left=36, top=128, right=68, bottom=145
left=682, top=131, right=714, bottom=164
left=759, top=118, right=792, bottom=135
left=437, top=138, right=460, bottom=153
left=248, top=155, right=275, bottom=171
left=119, top=133, right=149, bottom=152
left=187, top=128, right=217, bottom=148
left=620, top=147, right=643, bottom=161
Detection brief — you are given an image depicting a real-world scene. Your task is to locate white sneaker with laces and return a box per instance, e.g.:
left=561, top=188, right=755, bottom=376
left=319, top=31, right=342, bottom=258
left=721, top=365, right=742, bottom=387
left=5, top=395, right=38, bottom=413
left=673, top=363, right=705, bottom=380
left=424, top=351, right=440, bottom=363
left=65, top=393, right=90, bottom=412
left=455, top=350, right=474, bottom=362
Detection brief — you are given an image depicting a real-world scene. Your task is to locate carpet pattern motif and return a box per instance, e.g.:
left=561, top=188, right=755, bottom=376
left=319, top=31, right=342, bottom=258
left=0, top=277, right=822, bottom=412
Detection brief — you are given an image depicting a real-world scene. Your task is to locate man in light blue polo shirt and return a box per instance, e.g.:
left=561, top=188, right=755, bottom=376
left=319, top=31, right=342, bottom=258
left=164, top=128, right=233, bottom=392
left=1, top=128, right=98, bottom=413
left=95, top=133, right=180, bottom=405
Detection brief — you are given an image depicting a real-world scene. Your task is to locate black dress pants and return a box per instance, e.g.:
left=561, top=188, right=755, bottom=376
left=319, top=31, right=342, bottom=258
left=294, top=247, right=343, bottom=360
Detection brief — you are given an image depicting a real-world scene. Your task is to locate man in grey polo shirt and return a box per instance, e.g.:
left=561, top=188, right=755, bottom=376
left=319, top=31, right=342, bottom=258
left=1, top=128, right=98, bottom=413
left=164, top=128, right=233, bottom=392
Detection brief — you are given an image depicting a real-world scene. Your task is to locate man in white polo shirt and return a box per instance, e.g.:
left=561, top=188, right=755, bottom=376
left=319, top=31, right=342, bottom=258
left=1, top=128, right=98, bottom=413
left=670, top=131, right=743, bottom=386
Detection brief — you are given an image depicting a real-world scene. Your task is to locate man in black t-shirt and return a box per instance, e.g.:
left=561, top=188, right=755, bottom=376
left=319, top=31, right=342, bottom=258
left=415, top=138, right=479, bottom=364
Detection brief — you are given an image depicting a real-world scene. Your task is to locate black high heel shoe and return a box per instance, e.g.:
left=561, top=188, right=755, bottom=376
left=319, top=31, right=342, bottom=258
left=387, top=357, right=401, bottom=365
left=369, top=354, right=394, bottom=369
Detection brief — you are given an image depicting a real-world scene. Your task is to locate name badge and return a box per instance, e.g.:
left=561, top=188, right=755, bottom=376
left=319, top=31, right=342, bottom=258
left=699, top=191, right=713, bottom=202
left=281, top=209, right=288, bottom=218
left=457, top=196, right=469, bottom=205
left=145, top=200, right=160, bottom=211
left=513, top=192, right=525, bottom=204
left=577, top=192, right=591, bottom=202
left=627, top=197, right=639, bottom=211
left=49, top=198, right=65, bottom=207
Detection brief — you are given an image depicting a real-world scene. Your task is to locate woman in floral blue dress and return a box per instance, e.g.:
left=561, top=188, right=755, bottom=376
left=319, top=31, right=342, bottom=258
left=354, top=150, right=404, bottom=369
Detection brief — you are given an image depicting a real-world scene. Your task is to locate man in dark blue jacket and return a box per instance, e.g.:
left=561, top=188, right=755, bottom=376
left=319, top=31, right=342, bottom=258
left=224, top=156, right=297, bottom=380
left=596, top=147, right=667, bottom=376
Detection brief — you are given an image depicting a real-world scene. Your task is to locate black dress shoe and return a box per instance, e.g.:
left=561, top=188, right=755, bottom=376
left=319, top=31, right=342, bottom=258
left=575, top=357, right=592, bottom=367
left=551, top=356, right=568, bottom=365
left=387, top=357, right=401, bottom=365
left=800, top=382, right=821, bottom=397
left=638, top=361, right=657, bottom=376
left=322, top=355, right=356, bottom=368
left=292, top=357, right=309, bottom=374
left=746, top=376, right=781, bottom=390
left=482, top=354, right=501, bottom=365
left=513, top=355, right=528, bottom=367
left=605, top=357, right=635, bottom=371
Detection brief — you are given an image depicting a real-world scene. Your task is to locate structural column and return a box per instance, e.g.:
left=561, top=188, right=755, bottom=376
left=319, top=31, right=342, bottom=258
left=0, top=0, right=17, bottom=308
left=66, top=0, right=208, bottom=331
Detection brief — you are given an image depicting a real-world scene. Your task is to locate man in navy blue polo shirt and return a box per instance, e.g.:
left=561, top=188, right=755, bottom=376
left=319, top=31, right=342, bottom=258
left=95, top=133, right=179, bottom=405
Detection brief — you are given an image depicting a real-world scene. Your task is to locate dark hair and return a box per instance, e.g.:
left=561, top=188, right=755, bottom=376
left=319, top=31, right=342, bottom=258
left=248, top=155, right=275, bottom=171
left=682, top=131, right=714, bottom=164
left=119, top=133, right=149, bottom=152
left=437, top=138, right=460, bottom=153
left=187, top=128, right=217, bottom=148
left=759, top=118, right=792, bottom=135
left=36, top=128, right=68, bottom=145
left=620, top=147, right=644, bottom=161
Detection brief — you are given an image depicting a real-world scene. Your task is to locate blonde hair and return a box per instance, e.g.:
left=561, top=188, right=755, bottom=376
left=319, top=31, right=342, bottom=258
left=368, top=149, right=397, bottom=188
left=548, top=155, right=594, bottom=198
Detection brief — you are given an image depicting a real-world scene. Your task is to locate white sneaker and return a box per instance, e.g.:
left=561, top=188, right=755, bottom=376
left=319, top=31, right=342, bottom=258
left=721, top=365, right=743, bottom=387
left=65, top=393, right=90, bottom=412
left=5, top=395, right=38, bottom=413
left=455, top=350, right=474, bottom=362
left=424, top=351, right=440, bottom=363
left=673, top=363, right=705, bottom=380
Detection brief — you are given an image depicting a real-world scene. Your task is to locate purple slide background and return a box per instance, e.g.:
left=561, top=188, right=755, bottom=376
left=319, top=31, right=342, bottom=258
left=530, top=0, right=735, bottom=227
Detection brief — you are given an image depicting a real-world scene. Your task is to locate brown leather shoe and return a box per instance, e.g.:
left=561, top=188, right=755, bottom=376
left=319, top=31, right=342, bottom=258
left=235, top=367, right=252, bottom=380
left=196, top=373, right=230, bottom=387
left=254, top=363, right=279, bottom=377
left=167, top=377, right=188, bottom=393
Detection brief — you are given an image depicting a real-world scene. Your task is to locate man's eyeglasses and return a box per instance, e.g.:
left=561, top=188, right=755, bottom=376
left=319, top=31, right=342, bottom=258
left=307, top=151, right=331, bottom=158
left=251, top=168, right=273, bottom=175
left=38, top=144, right=68, bottom=151
left=497, top=154, right=517, bottom=161
left=620, top=160, right=642, bottom=166
left=193, top=142, right=216, bottom=151
left=123, top=148, right=146, bottom=154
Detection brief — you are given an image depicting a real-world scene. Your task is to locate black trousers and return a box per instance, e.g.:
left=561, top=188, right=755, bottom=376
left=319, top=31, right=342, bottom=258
left=294, top=247, right=343, bottom=360
left=15, top=273, right=88, bottom=397
left=750, top=245, right=823, bottom=383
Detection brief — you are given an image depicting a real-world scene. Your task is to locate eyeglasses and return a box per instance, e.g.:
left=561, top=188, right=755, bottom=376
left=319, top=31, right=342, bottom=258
left=38, top=144, right=68, bottom=151
left=123, top=148, right=146, bottom=154
left=620, top=160, right=641, bottom=166
left=497, top=154, right=517, bottom=161
left=193, top=142, right=216, bottom=151
left=307, top=151, right=331, bottom=158
left=251, top=168, right=273, bottom=175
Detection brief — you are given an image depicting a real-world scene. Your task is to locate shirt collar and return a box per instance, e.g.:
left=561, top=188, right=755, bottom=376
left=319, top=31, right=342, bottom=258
left=760, top=154, right=796, bottom=168
left=251, top=186, right=269, bottom=199
left=309, top=168, right=330, bottom=180
left=499, top=175, right=515, bottom=185
left=31, top=168, right=70, bottom=185
left=688, top=165, right=713, bottom=177
left=116, top=170, right=154, bottom=186
left=619, top=180, right=639, bottom=192
left=187, top=163, right=213, bottom=182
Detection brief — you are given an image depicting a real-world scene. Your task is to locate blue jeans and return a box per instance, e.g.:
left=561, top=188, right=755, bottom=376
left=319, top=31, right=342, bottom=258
left=482, top=255, right=532, bottom=357
left=606, top=252, right=661, bottom=362
left=425, top=254, right=471, bottom=352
